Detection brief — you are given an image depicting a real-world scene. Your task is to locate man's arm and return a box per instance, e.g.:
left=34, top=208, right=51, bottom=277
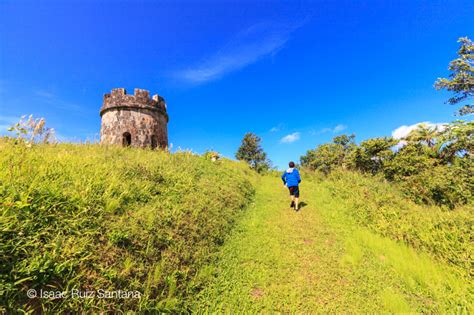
left=281, top=172, right=286, bottom=185
left=296, top=169, right=301, bottom=183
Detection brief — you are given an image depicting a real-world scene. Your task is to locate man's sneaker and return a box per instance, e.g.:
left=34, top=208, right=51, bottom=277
left=290, top=201, right=295, bottom=208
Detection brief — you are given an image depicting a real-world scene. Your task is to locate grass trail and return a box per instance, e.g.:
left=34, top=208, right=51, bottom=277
left=193, top=175, right=470, bottom=313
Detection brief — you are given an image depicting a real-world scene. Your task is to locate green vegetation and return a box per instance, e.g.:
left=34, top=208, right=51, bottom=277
left=236, top=132, right=272, bottom=173
left=324, top=170, right=473, bottom=277
left=0, top=141, right=255, bottom=312
left=6, top=115, right=56, bottom=146
left=301, top=36, right=474, bottom=208
left=1, top=36, right=471, bottom=312
left=0, top=140, right=471, bottom=312
left=301, top=120, right=473, bottom=208
left=193, top=174, right=472, bottom=312
left=435, top=37, right=473, bottom=116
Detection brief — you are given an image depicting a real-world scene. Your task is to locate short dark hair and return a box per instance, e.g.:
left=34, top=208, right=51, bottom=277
left=289, top=161, right=295, bottom=168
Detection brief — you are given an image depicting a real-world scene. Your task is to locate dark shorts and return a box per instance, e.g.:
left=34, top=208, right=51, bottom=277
left=288, top=186, right=300, bottom=198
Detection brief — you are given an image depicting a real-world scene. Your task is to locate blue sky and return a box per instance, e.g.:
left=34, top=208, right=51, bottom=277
left=0, top=0, right=473, bottom=169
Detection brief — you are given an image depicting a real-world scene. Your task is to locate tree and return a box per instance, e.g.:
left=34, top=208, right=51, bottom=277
left=436, top=120, right=474, bottom=161
left=300, top=134, right=356, bottom=174
left=435, top=37, right=474, bottom=116
left=348, top=137, right=398, bottom=174
left=333, top=134, right=355, bottom=149
left=235, top=133, right=271, bottom=173
left=405, top=123, right=441, bottom=148
left=383, top=143, right=436, bottom=181
left=300, top=143, right=345, bottom=174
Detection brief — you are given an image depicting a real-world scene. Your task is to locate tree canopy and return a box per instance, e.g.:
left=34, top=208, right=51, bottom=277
left=435, top=37, right=474, bottom=116
left=300, top=125, right=473, bottom=208
left=235, top=133, right=271, bottom=173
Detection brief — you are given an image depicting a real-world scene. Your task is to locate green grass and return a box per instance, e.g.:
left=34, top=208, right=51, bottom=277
left=1, top=142, right=471, bottom=313
left=0, top=142, right=255, bottom=313
left=323, top=170, right=473, bottom=277
left=193, top=174, right=472, bottom=313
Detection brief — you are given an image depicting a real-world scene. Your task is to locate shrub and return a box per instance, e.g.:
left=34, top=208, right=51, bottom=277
left=396, top=162, right=473, bottom=208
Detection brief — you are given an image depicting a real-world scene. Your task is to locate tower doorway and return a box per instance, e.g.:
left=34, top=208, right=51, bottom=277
left=122, top=132, right=131, bottom=146
left=151, top=135, right=158, bottom=149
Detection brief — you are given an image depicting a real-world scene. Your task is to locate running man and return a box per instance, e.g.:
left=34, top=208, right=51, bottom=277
left=281, top=161, right=301, bottom=211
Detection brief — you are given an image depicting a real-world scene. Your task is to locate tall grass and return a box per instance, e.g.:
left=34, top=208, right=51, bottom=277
left=322, top=170, right=473, bottom=278
left=0, top=141, right=255, bottom=313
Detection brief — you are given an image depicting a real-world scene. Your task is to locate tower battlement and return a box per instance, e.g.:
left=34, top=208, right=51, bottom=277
left=101, top=88, right=168, bottom=121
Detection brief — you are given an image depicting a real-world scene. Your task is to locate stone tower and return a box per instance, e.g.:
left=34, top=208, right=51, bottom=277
left=100, top=88, right=169, bottom=149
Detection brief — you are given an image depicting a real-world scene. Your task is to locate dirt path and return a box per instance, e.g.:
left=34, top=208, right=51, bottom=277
left=192, top=175, right=468, bottom=312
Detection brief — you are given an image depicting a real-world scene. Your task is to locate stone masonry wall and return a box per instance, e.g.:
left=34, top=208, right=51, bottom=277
left=100, top=88, right=168, bottom=148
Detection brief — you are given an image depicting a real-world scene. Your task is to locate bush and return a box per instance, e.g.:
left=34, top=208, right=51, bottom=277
left=396, top=162, right=473, bottom=208
left=301, top=124, right=473, bottom=207
left=0, top=142, right=255, bottom=313
left=383, top=143, right=435, bottom=181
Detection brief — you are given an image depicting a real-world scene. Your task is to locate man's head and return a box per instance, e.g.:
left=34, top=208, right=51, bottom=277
left=289, top=161, right=295, bottom=168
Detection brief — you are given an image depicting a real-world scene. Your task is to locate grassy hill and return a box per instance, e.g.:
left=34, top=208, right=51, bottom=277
left=0, top=142, right=255, bottom=312
left=0, top=141, right=472, bottom=312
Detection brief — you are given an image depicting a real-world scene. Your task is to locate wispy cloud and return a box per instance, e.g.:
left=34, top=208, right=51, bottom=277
left=311, top=124, right=347, bottom=135
left=280, top=132, right=300, bottom=143
left=270, top=123, right=284, bottom=132
left=34, top=89, right=56, bottom=99
left=333, top=124, right=347, bottom=132
left=174, top=21, right=304, bottom=84
left=33, top=89, right=84, bottom=112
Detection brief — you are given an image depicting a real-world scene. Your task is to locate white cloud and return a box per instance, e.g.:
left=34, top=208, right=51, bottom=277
left=280, top=132, right=300, bottom=143
left=333, top=124, right=347, bottom=132
left=391, top=122, right=447, bottom=139
left=174, top=21, right=303, bottom=84
left=270, top=123, right=284, bottom=132
left=311, top=124, right=347, bottom=135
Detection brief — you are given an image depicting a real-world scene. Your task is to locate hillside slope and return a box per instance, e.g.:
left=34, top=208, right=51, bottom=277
left=0, top=143, right=255, bottom=312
